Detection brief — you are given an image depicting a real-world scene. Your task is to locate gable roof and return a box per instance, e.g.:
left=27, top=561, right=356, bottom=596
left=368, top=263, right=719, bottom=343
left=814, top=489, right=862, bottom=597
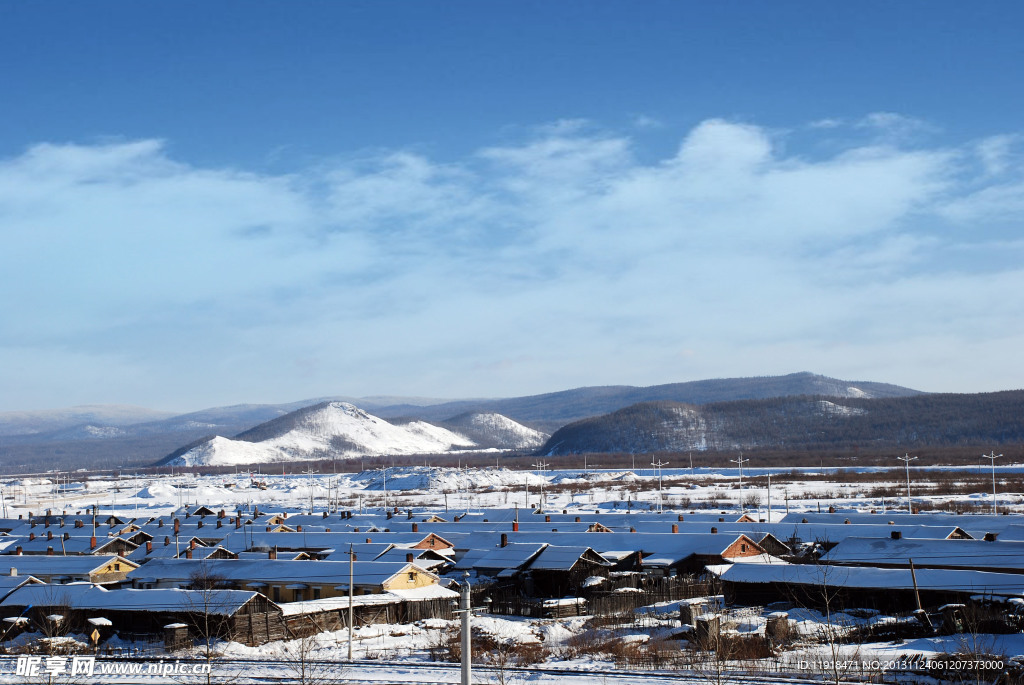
left=1, top=584, right=268, bottom=616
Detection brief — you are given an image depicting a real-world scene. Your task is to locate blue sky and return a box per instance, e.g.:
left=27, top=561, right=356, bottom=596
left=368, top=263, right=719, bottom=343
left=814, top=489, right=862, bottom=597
left=2, top=2, right=1023, bottom=412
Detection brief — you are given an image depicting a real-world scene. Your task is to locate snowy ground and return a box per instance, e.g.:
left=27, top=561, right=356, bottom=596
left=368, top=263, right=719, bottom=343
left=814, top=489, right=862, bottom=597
left=1, top=464, right=1022, bottom=683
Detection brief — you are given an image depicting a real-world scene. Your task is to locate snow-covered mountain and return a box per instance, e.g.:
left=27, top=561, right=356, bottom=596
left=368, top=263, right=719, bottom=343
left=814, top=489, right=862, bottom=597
left=160, top=402, right=540, bottom=467
left=440, top=412, right=548, bottom=450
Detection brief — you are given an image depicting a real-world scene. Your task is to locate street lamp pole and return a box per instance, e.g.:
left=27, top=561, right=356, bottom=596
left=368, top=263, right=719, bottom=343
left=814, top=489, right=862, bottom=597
left=347, top=543, right=354, bottom=661
left=731, top=452, right=749, bottom=509
left=897, top=453, right=917, bottom=513
left=650, top=458, right=668, bottom=513
left=531, top=460, right=548, bottom=511
left=982, top=451, right=1003, bottom=515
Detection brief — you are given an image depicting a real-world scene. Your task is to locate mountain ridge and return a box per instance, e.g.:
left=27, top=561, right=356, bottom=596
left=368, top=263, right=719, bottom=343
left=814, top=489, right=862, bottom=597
left=541, top=390, right=1024, bottom=455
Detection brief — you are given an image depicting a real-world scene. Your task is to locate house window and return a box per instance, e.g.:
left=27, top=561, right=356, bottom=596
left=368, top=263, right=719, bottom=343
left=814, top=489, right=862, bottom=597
left=313, top=588, right=321, bottom=600
left=428, top=538, right=435, bottom=547
left=294, top=590, right=304, bottom=602
left=740, top=544, right=747, bottom=553
left=113, top=563, right=120, bottom=571
left=408, top=572, right=416, bottom=583
left=272, top=586, right=281, bottom=602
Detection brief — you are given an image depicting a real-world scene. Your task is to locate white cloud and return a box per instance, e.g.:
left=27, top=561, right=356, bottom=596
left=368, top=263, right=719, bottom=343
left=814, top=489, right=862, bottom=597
left=2, top=116, right=1024, bottom=409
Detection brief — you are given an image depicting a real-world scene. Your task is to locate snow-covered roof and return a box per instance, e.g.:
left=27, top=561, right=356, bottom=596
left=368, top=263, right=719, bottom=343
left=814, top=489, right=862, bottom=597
left=529, top=545, right=609, bottom=571
left=0, top=556, right=135, bottom=575
left=711, top=561, right=1024, bottom=597
left=1, top=584, right=268, bottom=616
left=126, top=558, right=438, bottom=589
left=823, top=536, right=1024, bottom=571
left=457, top=543, right=547, bottom=573
left=278, top=584, right=458, bottom=616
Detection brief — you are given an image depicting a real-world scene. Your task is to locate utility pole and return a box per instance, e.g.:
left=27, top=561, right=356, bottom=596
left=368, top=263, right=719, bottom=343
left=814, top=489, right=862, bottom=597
left=459, top=572, right=472, bottom=685
left=897, top=453, right=917, bottom=513
left=766, top=470, right=772, bottom=523
left=982, top=451, right=1003, bottom=514
left=731, top=452, right=749, bottom=509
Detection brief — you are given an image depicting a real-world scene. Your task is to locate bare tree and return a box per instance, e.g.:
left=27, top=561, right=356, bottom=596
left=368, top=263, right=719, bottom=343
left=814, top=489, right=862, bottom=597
left=182, top=564, right=237, bottom=684
left=33, top=586, right=74, bottom=654
left=276, top=628, right=337, bottom=685
left=787, top=560, right=864, bottom=685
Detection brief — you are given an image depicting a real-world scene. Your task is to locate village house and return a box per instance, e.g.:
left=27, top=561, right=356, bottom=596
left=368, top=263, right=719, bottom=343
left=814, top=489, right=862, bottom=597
left=126, top=558, right=441, bottom=603
left=0, top=556, right=138, bottom=584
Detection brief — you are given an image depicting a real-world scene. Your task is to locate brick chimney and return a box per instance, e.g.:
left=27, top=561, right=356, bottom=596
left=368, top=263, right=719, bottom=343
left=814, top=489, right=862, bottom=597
left=406, top=553, right=414, bottom=563
left=164, top=536, right=170, bottom=546
left=365, top=537, right=372, bottom=544
left=173, top=519, right=180, bottom=535
left=146, top=541, right=153, bottom=554
left=46, top=546, right=53, bottom=556
left=411, top=523, right=419, bottom=533
left=985, top=532, right=999, bottom=542
left=891, top=530, right=902, bottom=540
left=501, top=533, right=508, bottom=548
left=14, top=547, right=22, bottom=555
left=185, top=548, right=192, bottom=559
left=47, top=530, right=53, bottom=540
left=218, top=509, right=225, bottom=519
left=711, top=527, right=718, bottom=534
left=297, top=525, right=302, bottom=532
left=671, top=524, right=678, bottom=534
left=545, top=515, right=551, bottom=523
left=28, top=532, right=35, bottom=541
left=268, top=549, right=277, bottom=560
left=512, top=521, right=519, bottom=532
left=90, top=536, right=97, bottom=549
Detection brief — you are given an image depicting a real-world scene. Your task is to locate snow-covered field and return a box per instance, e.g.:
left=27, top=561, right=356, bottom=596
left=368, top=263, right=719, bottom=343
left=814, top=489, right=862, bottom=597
left=0, top=463, right=1021, bottom=683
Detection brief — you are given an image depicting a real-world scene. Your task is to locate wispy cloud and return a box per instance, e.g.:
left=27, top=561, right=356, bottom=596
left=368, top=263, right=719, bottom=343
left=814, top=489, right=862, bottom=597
left=2, top=116, right=1023, bottom=409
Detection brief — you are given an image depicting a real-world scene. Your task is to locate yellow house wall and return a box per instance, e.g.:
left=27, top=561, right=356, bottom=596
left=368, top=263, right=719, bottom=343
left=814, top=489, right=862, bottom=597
left=382, top=568, right=435, bottom=591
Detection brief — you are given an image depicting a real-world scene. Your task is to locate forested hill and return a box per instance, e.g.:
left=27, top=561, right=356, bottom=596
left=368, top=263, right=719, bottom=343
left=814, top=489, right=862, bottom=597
left=371, top=372, right=921, bottom=432
left=540, top=390, right=1024, bottom=455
